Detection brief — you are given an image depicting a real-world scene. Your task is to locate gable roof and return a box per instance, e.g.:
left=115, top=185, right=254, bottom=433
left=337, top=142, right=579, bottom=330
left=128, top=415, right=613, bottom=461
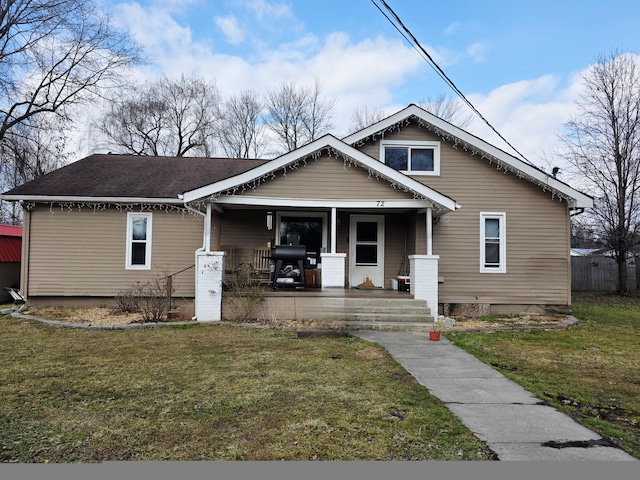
left=1, top=154, right=268, bottom=203
left=181, top=134, right=460, bottom=213
left=343, top=104, right=593, bottom=209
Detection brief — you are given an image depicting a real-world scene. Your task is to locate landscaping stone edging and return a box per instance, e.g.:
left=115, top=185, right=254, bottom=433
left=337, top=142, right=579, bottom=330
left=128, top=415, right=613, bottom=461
left=2, top=308, right=580, bottom=332
left=4, top=309, right=199, bottom=329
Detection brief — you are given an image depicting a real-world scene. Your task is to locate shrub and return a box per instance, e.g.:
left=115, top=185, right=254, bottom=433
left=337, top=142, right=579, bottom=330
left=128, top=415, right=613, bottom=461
left=114, top=273, right=174, bottom=323
left=223, top=263, right=267, bottom=322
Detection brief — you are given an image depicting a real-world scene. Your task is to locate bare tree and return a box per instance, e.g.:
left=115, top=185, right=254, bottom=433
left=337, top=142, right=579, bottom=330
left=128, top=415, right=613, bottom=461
left=559, top=50, right=640, bottom=295
left=1, top=115, right=69, bottom=224
left=0, top=0, right=143, bottom=144
left=217, top=90, right=267, bottom=158
left=348, top=95, right=471, bottom=135
left=264, top=79, right=336, bottom=154
left=95, top=74, right=222, bottom=157
left=418, top=93, right=473, bottom=129
left=349, top=105, right=388, bottom=132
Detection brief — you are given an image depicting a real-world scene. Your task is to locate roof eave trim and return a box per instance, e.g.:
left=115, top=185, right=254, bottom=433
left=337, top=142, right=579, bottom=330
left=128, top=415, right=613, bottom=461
left=0, top=195, right=184, bottom=204
left=343, top=104, right=594, bottom=208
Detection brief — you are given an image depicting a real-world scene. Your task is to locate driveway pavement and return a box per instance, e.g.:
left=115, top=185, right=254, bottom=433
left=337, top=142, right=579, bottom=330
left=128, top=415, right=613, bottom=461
left=351, top=330, right=638, bottom=461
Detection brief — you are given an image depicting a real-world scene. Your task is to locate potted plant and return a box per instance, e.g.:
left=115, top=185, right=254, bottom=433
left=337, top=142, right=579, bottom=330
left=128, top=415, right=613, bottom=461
left=429, top=318, right=446, bottom=341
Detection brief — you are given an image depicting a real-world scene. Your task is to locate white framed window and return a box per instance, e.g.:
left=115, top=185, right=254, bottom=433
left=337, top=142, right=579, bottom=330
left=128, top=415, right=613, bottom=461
left=380, top=140, right=440, bottom=175
left=480, top=212, right=506, bottom=273
left=126, top=212, right=153, bottom=269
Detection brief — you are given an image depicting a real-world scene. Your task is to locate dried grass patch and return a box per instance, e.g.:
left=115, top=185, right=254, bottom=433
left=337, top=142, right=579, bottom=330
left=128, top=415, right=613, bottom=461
left=25, top=306, right=141, bottom=325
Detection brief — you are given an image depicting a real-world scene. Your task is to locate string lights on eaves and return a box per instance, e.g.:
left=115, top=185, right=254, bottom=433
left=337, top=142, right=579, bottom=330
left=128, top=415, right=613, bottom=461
left=23, top=201, right=201, bottom=218
left=351, top=115, right=569, bottom=204
left=203, top=144, right=445, bottom=211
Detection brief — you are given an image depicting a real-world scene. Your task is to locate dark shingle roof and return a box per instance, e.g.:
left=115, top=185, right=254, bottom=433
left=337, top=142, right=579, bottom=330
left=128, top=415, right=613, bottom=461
left=2, top=154, right=269, bottom=199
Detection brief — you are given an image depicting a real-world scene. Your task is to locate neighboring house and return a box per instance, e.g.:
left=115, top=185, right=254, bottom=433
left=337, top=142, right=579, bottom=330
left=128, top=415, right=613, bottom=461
left=0, top=225, right=22, bottom=303
left=0, top=104, right=593, bottom=321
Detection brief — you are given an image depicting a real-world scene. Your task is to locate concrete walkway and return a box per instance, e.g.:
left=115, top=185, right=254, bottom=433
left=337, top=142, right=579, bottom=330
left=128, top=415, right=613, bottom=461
left=351, top=330, right=638, bottom=461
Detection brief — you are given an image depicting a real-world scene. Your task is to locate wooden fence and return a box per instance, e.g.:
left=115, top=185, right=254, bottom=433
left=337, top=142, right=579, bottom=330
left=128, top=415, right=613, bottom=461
left=571, top=255, right=637, bottom=291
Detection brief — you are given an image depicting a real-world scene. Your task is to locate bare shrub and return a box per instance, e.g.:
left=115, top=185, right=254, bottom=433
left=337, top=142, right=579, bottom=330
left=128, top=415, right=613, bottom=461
left=114, top=283, right=142, bottom=313
left=114, top=273, right=174, bottom=323
left=223, top=263, right=267, bottom=321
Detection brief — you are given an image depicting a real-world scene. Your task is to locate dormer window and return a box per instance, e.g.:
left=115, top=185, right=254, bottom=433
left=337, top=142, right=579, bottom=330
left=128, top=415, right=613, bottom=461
left=380, top=140, right=440, bottom=176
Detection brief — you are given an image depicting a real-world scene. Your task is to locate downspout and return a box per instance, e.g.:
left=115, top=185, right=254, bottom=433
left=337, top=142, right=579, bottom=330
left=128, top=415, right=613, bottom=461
left=20, top=200, right=30, bottom=309
left=182, top=199, right=208, bottom=322
left=182, top=200, right=207, bottom=252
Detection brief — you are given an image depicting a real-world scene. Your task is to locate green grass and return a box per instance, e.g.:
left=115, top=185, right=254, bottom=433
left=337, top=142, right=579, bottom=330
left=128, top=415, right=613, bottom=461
left=447, top=292, right=640, bottom=460
left=0, top=316, right=494, bottom=462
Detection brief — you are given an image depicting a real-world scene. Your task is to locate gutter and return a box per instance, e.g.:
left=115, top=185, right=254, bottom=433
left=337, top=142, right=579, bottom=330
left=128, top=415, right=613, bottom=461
left=0, top=195, right=184, bottom=204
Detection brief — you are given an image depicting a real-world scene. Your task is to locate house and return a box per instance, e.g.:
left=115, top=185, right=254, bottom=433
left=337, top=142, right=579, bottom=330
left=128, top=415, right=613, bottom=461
left=0, top=104, right=593, bottom=322
left=0, top=225, right=22, bottom=303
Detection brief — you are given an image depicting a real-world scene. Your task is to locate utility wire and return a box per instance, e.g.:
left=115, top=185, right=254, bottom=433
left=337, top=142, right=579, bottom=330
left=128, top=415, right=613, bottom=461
left=371, top=0, right=534, bottom=166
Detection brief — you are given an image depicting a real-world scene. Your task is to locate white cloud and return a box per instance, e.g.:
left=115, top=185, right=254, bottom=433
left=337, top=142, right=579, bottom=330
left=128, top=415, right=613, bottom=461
left=215, top=15, right=244, bottom=45
left=243, top=0, right=293, bottom=20
left=467, top=42, right=487, bottom=63
left=110, top=3, right=426, bottom=135
left=444, top=23, right=460, bottom=35
left=465, top=74, right=584, bottom=169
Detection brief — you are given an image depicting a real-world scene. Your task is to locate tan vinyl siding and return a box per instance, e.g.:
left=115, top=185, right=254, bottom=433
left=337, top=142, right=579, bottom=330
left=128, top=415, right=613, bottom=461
left=240, top=152, right=412, bottom=200
left=26, top=206, right=203, bottom=298
left=219, top=209, right=275, bottom=268
left=357, top=121, right=572, bottom=306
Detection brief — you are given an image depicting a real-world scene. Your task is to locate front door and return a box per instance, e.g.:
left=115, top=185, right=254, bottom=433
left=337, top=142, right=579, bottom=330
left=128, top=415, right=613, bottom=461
left=349, top=215, right=384, bottom=288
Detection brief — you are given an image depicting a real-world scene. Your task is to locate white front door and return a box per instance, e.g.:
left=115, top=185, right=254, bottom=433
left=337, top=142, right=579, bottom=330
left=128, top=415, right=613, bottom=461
left=349, top=215, right=385, bottom=288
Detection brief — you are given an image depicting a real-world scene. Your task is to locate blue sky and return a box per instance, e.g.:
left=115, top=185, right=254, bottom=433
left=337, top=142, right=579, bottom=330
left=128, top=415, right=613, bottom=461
left=95, top=0, right=640, bottom=168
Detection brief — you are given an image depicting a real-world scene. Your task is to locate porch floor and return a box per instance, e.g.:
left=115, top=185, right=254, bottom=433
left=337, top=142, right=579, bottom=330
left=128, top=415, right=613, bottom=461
left=262, top=286, right=414, bottom=299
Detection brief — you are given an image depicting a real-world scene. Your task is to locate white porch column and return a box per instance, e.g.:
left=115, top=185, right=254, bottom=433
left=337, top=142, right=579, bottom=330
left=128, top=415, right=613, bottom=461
left=426, top=206, right=433, bottom=256
left=320, top=253, right=346, bottom=288
left=195, top=250, right=225, bottom=321
left=330, top=207, right=337, bottom=253
left=204, top=203, right=212, bottom=252
left=409, top=254, right=439, bottom=315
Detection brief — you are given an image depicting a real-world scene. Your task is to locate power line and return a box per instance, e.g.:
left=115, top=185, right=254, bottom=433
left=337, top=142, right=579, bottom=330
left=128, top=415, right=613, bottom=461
left=371, top=0, right=534, bottom=165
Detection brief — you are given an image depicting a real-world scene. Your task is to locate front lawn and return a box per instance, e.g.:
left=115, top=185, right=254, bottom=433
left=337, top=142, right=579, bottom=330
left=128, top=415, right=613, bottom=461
left=0, top=316, right=494, bottom=462
left=447, top=292, right=640, bottom=460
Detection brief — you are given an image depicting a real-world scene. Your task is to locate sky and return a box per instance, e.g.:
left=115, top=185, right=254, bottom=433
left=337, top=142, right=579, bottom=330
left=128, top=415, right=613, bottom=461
left=94, top=0, right=640, bottom=171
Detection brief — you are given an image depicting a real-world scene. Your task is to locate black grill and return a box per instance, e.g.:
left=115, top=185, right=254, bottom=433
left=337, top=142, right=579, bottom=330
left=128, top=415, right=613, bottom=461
left=271, top=245, right=306, bottom=289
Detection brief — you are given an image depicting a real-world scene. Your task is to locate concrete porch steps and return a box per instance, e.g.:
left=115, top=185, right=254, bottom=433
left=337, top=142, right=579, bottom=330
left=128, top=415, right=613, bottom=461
left=310, top=297, right=433, bottom=322
left=272, top=296, right=436, bottom=330
left=220, top=288, right=438, bottom=331
left=307, top=319, right=439, bottom=332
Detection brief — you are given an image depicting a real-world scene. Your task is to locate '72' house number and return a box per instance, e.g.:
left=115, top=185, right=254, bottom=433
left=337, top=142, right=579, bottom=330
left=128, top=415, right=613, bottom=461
left=376, top=201, right=385, bottom=207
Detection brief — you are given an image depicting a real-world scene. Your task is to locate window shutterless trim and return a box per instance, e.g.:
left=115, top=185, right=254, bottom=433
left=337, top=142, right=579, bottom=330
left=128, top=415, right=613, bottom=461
left=379, top=140, right=441, bottom=176
left=125, top=212, right=153, bottom=270
left=480, top=212, right=506, bottom=273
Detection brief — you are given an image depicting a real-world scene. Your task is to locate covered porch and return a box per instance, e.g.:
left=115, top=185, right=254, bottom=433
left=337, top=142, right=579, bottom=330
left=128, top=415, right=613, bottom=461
left=191, top=201, right=444, bottom=323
